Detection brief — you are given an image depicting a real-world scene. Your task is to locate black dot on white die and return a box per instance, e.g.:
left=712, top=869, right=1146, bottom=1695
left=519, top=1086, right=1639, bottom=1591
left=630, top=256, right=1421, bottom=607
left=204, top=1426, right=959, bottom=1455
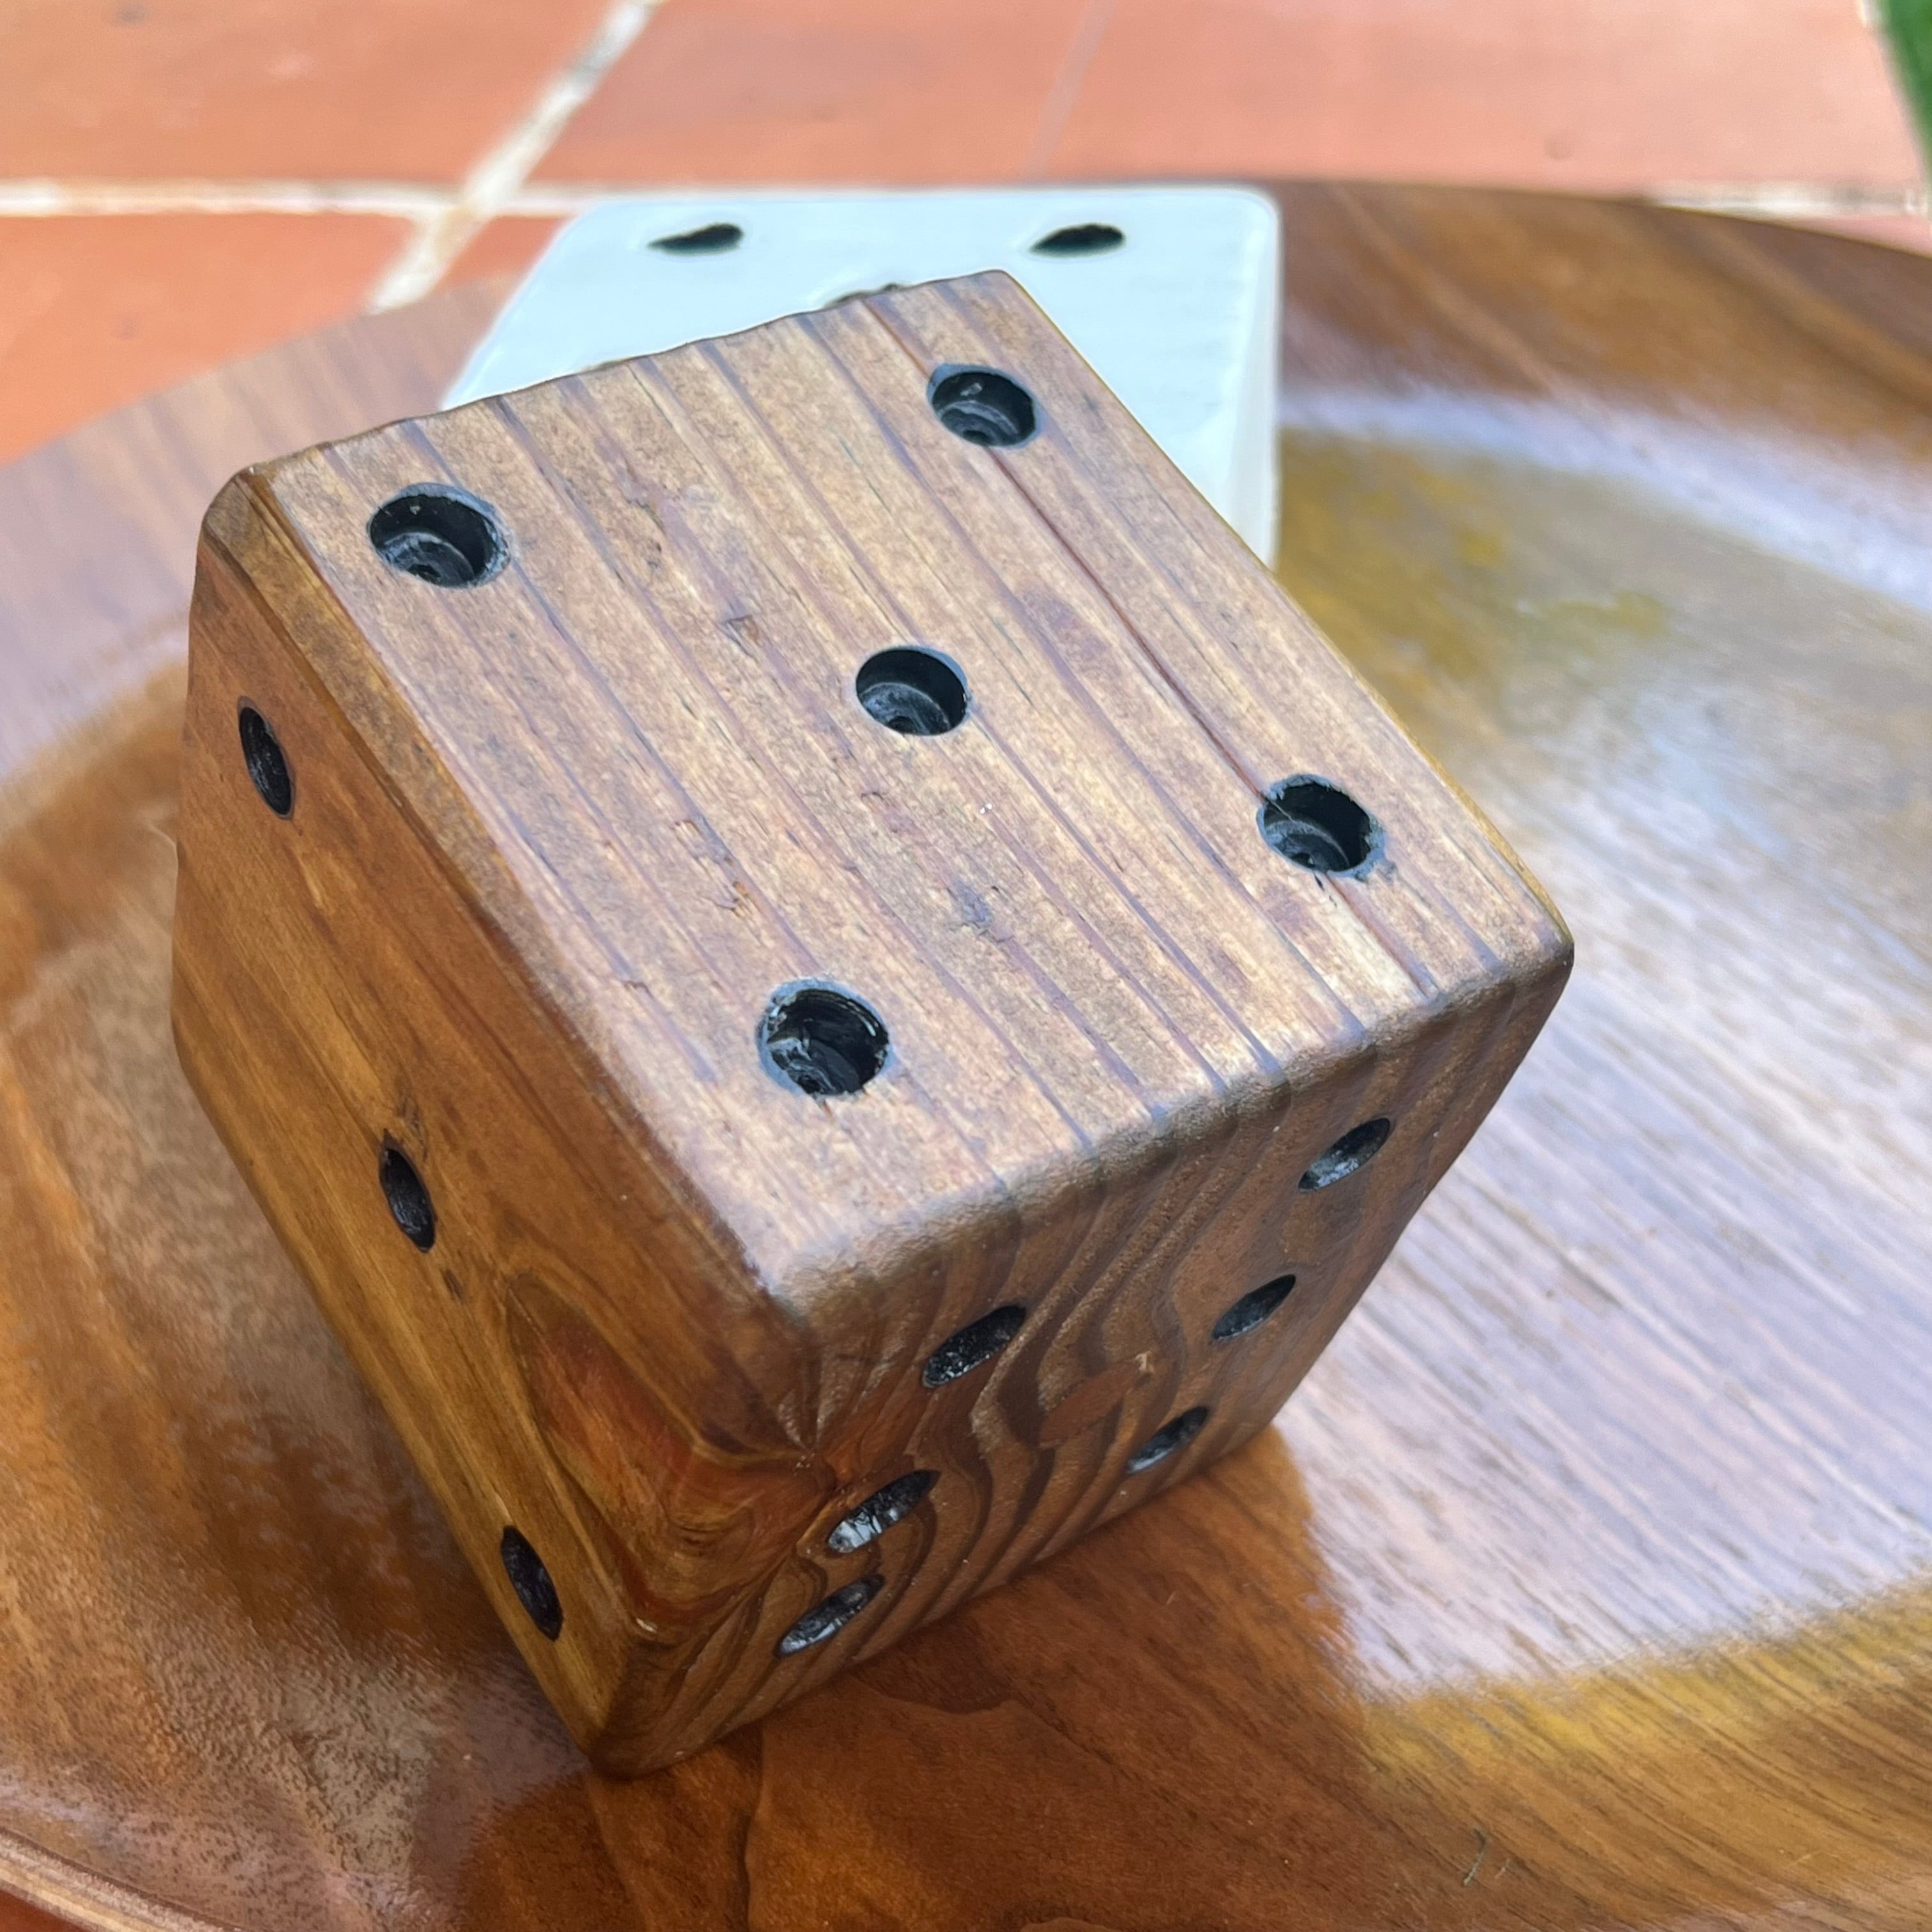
left=1126, top=1406, right=1210, bottom=1474
left=776, top=1575, right=882, bottom=1657
left=1212, top=1274, right=1295, bottom=1342
left=1258, top=776, right=1379, bottom=874
left=1031, top=222, right=1125, bottom=257
left=369, top=485, right=506, bottom=588
left=379, top=1142, right=436, bottom=1250
left=500, top=1526, right=563, bottom=1640
left=759, top=985, right=889, bottom=1097
left=649, top=220, right=743, bottom=255
left=1299, top=1117, right=1392, bottom=1191
left=237, top=703, right=293, bottom=816
left=928, top=366, right=1037, bottom=447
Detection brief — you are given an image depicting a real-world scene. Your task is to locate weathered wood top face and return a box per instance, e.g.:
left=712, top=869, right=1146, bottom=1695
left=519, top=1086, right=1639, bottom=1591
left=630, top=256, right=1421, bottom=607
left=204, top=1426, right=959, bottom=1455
left=237, top=270, right=1565, bottom=1293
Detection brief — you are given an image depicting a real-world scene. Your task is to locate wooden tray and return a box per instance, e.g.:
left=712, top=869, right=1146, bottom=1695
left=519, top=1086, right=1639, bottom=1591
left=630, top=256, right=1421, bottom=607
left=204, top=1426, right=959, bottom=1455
left=1, top=185, right=1927, bottom=1932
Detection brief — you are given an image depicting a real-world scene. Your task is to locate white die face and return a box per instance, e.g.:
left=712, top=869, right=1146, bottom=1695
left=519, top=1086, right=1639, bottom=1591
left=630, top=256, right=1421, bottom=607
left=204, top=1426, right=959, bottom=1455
left=442, top=185, right=1281, bottom=562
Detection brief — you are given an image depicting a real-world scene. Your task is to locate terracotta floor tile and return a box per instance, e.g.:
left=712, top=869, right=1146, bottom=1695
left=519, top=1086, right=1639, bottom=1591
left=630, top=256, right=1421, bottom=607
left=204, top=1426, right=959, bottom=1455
left=1043, top=0, right=1920, bottom=192
left=538, top=0, right=1097, bottom=184
left=447, top=216, right=566, bottom=288
left=0, top=0, right=615, bottom=182
left=0, top=214, right=407, bottom=465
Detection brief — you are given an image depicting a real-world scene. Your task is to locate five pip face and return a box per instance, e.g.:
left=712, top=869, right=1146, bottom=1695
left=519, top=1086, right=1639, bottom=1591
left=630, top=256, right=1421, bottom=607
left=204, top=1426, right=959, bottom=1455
left=170, top=269, right=1571, bottom=1774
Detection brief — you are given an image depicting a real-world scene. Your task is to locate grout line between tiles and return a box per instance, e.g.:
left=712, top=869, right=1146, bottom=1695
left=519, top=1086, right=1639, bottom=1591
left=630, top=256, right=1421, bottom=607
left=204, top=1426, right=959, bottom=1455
left=363, top=0, right=665, bottom=309
left=1022, top=0, right=1119, bottom=181
left=0, top=181, right=1921, bottom=223
left=0, top=178, right=452, bottom=217
left=0, top=176, right=1920, bottom=250
left=0, top=180, right=635, bottom=220
left=1650, top=181, right=1928, bottom=217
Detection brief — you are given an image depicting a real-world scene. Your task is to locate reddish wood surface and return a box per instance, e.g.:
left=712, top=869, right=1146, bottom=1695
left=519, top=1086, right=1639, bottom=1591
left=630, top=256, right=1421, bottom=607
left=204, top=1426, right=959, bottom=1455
left=1, top=189, right=1929, bottom=1929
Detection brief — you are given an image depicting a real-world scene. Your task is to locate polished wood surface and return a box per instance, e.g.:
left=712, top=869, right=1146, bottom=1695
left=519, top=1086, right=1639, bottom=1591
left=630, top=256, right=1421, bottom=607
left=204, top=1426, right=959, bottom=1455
left=174, top=268, right=1567, bottom=1772
left=1, top=186, right=1928, bottom=1925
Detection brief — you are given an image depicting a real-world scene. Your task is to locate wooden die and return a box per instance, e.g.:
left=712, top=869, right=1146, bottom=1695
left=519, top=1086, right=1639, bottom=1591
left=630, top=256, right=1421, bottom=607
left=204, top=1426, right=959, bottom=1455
left=172, top=271, right=1570, bottom=1773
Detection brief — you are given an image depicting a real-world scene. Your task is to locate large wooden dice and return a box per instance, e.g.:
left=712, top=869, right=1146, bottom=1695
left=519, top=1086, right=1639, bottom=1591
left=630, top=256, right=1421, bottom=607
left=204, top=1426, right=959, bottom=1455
left=172, top=270, right=1570, bottom=1774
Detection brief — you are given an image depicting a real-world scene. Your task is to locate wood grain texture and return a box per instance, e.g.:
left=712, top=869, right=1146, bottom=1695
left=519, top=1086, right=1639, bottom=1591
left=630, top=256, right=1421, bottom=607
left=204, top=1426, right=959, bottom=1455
left=0, top=185, right=1929, bottom=1924
left=171, top=269, right=1567, bottom=1770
